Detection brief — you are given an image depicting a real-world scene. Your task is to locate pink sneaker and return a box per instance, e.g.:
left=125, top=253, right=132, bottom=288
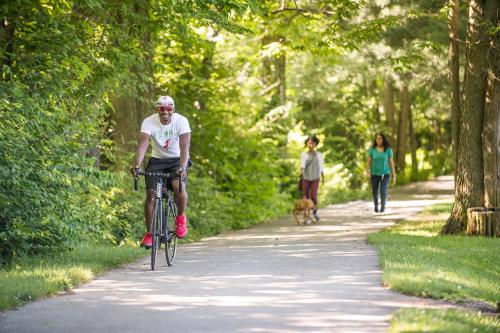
left=175, top=215, right=188, bottom=239
left=140, top=233, right=152, bottom=248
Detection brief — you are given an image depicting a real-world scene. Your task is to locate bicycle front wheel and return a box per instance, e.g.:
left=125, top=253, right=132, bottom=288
left=165, top=199, right=177, bottom=266
left=151, top=199, right=162, bottom=270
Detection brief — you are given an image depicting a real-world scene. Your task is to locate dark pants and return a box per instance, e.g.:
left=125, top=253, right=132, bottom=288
left=371, top=174, right=390, bottom=211
left=302, top=179, right=320, bottom=210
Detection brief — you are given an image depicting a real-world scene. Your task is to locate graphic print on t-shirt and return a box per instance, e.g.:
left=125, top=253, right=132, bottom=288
left=152, top=128, right=173, bottom=150
left=163, top=138, right=171, bottom=150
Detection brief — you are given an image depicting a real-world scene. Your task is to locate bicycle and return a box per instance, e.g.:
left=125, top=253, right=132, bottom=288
left=134, top=170, right=180, bottom=270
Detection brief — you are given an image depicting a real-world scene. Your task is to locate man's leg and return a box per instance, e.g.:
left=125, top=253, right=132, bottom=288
left=140, top=189, right=155, bottom=248
left=171, top=179, right=188, bottom=215
left=144, top=189, right=155, bottom=232
left=171, top=178, right=189, bottom=238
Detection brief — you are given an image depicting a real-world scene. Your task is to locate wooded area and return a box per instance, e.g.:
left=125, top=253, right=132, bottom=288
left=1, top=0, right=499, bottom=264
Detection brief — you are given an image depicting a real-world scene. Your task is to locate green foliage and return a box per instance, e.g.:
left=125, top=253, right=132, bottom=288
left=1, top=0, right=457, bottom=265
left=0, top=0, right=154, bottom=262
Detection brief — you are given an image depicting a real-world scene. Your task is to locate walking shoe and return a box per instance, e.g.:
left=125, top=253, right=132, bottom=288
left=313, top=212, right=320, bottom=222
left=312, top=209, right=320, bottom=222
left=140, top=233, right=152, bottom=248
left=175, top=215, right=188, bottom=239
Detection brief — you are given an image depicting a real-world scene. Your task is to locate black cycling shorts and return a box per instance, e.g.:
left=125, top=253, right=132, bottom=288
left=144, top=157, right=190, bottom=190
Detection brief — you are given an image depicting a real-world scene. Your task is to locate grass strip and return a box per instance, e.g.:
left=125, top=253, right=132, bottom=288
left=368, top=201, right=500, bottom=305
left=0, top=243, right=145, bottom=311
left=389, top=308, right=500, bottom=333
left=368, top=201, right=500, bottom=331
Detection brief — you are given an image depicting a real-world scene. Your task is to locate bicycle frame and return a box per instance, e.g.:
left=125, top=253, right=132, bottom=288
left=134, top=170, right=179, bottom=269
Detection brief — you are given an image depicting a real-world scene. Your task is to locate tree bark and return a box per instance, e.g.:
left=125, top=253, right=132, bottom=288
left=1, top=14, right=16, bottom=70
left=448, top=0, right=461, bottom=179
left=466, top=207, right=500, bottom=236
left=383, top=75, right=397, bottom=150
left=262, top=35, right=286, bottom=107
left=112, top=0, right=154, bottom=168
left=482, top=1, right=500, bottom=208
left=442, top=0, right=491, bottom=234
left=396, top=82, right=410, bottom=173
left=369, top=79, right=381, bottom=124
left=409, top=102, right=418, bottom=180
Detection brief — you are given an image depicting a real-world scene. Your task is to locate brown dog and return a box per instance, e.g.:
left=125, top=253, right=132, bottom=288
left=293, top=198, right=315, bottom=225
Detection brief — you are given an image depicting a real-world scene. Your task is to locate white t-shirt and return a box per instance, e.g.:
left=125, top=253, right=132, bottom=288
left=140, top=113, right=191, bottom=158
left=300, top=151, right=324, bottom=180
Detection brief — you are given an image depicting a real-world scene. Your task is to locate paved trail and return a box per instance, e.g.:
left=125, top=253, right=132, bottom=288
left=0, top=176, right=455, bottom=333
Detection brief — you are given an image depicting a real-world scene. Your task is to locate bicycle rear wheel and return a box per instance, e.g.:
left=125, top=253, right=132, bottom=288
left=165, top=199, right=177, bottom=266
left=151, top=199, right=162, bottom=270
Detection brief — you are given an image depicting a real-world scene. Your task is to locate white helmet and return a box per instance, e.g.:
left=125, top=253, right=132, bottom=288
left=156, top=95, right=175, bottom=108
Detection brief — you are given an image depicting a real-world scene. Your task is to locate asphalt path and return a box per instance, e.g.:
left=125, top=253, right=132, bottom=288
left=0, top=176, right=455, bottom=333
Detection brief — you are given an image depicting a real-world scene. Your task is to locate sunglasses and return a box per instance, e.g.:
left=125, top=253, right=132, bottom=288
left=158, top=106, right=174, bottom=112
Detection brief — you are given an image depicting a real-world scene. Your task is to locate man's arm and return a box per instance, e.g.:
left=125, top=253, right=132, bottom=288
left=134, top=132, right=150, bottom=169
left=179, top=132, right=191, bottom=176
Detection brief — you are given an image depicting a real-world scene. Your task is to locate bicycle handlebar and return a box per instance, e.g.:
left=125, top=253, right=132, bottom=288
left=133, top=170, right=184, bottom=193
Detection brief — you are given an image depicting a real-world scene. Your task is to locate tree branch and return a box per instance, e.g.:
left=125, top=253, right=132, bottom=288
left=271, top=7, right=334, bottom=17
left=259, top=79, right=281, bottom=96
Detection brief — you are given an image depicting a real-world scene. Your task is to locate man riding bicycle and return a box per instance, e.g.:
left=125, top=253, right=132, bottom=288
left=133, top=95, right=191, bottom=248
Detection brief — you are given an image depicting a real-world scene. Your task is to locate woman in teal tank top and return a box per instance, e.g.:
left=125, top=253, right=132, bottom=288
left=367, top=133, right=396, bottom=213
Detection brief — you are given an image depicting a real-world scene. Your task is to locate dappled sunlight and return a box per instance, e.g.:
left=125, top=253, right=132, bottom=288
left=0, top=177, right=457, bottom=333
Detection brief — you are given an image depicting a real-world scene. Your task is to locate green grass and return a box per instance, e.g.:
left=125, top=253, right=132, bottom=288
left=0, top=243, right=145, bottom=311
left=389, top=308, right=500, bottom=333
left=368, top=202, right=500, bottom=305
left=369, top=202, right=500, bottom=331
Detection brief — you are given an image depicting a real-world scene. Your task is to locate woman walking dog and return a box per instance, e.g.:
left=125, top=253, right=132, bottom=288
left=300, top=135, right=325, bottom=222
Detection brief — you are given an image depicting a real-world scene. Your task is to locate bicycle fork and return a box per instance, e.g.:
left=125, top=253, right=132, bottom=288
left=155, top=181, right=163, bottom=242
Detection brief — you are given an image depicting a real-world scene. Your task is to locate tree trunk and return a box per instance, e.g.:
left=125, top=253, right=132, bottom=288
left=396, top=83, right=410, bottom=173
left=409, top=103, right=418, bottom=180
left=199, top=37, right=216, bottom=112
left=112, top=0, right=154, bottom=168
left=466, top=207, right=500, bottom=236
left=262, top=35, right=286, bottom=108
left=448, top=0, right=461, bottom=179
left=482, top=1, right=500, bottom=208
left=442, top=0, right=491, bottom=234
left=260, top=34, right=288, bottom=145
left=369, top=79, right=381, bottom=125
left=383, top=75, right=397, bottom=150
left=278, top=43, right=286, bottom=106
left=1, top=14, right=16, bottom=70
